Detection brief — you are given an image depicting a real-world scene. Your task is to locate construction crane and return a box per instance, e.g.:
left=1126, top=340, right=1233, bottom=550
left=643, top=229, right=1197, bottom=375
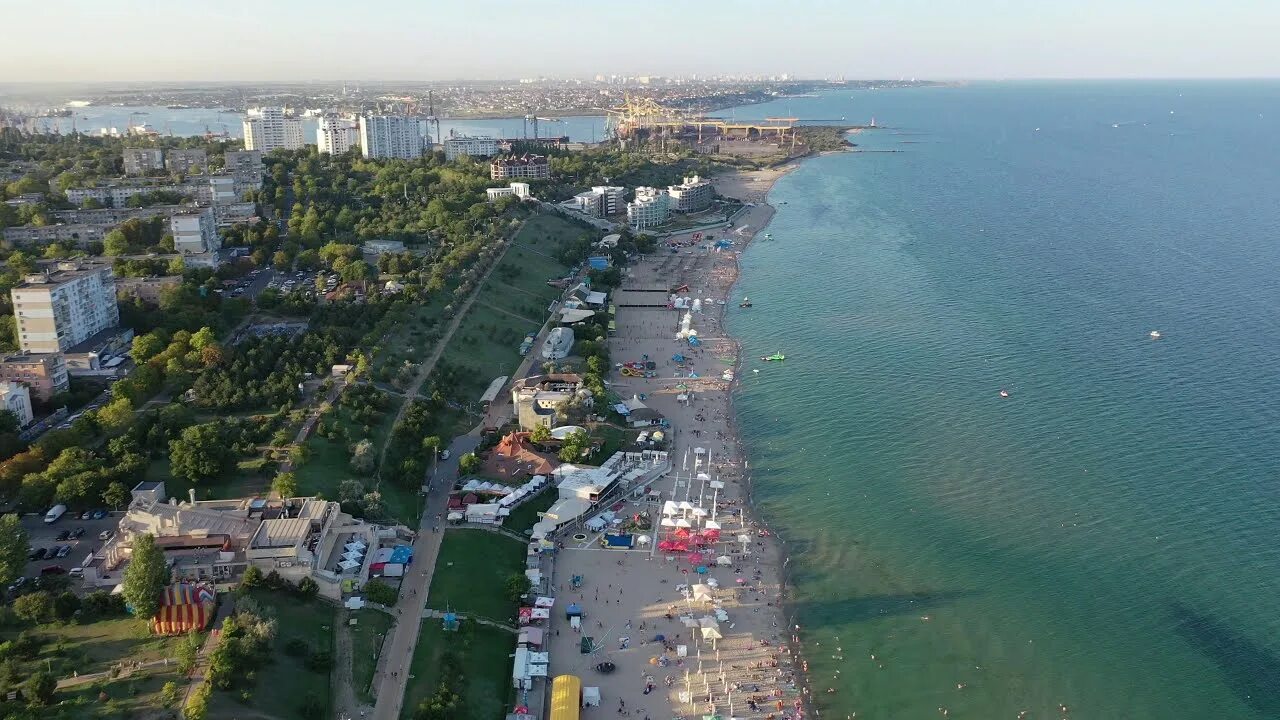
left=424, top=90, right=440, bottom=147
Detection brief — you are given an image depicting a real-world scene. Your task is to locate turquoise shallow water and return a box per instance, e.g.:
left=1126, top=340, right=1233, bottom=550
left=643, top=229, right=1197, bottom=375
left=725, top=82, right=1280, bottom=719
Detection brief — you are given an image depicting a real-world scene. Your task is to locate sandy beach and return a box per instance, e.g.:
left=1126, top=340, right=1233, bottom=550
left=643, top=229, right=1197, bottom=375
left=544, top=162, right=816, bottom=720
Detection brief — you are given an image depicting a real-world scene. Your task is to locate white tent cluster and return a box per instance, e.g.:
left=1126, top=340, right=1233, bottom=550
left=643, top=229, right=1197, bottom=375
left=495, top=475, right=551, bottom=508
left=338, top=539, right=366, bottom=573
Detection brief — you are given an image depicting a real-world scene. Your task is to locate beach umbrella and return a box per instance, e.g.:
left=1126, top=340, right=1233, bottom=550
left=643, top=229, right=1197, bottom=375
left=696, top=566, right=708, bottom=574
left=660, top=518, right=677, bottom=527
left=675, top=518, right=692, bottom=528
left=691, top=507, right=709, bottom=517
left=678, top=501, right=696, bottom=511
left=705, top=520, right=722, bottom=530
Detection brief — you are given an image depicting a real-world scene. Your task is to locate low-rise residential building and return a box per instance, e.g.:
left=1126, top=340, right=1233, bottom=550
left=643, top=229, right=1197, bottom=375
left=116, top=275, right=182, bottom=306
left=12, top=262, right=119, bottom=354
left=65, top=176, right=258, bottom=208
left=223, top=150, right=264, bottom=186
left=362, top=239, right=406, bottom=255
left=165, top=149, right=208, bottom=176
left=486, top=182, right=532, bottom=202
left=171, top=208, right=219, bottom=255
left=0, top=382, right=33, bottom=427
left=444, top=136, right=500, bottom=161
left=0, top=353, right=69, bottom=401
left=491, top=153, right=550, bottom=180
left=511, top=373, right=592, bottom=430
left=122, top=148, right=165, bottom=176
left=667, top=174, right=713, bottom=212
left=317, top=116, right=360, bottom=155
left=627, top=186, right=670, bottom=230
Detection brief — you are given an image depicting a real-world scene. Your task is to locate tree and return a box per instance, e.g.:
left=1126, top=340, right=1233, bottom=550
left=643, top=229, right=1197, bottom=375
left=95, top=396, right=135, bottom=434
left=102, top=481, right=130, bottom=510
left=362, top=579, right=398, bottom=606
left=272, top=471, right=298, bottom=498
left=558, top=429, right=590, bottom=462
left=176, top=630, right=202, bottom=674
left=161, top=680, right=182, bottom=707
left=414, top=684, right=462, bottom=720
left=130, top=332, right=165, bottom=364
left=458, top=452, right=481, bottom=476
left=297, top=576, right=318, bottom=599
left=340, top=260, right=373, bottom=286
left=53, top=590, right=81, bottom=621
left=349, top=439, right=375, bottom=474
left=103, top=228, right=131, bottom=256
left=189, top=326, right=217, bottom=350
left=24, top=671, right=56, bottom=706
left=122, top=534, right=169, bottom=619
left=240, top=564, right=264, bottom=591
left=0, top=514, right=29, bottom=586
left=504, top=573, right=532, bottom=602
left=169, top=423, right=230, bottom=483
left=13, top=591, right=53, bottom=624
left=529, top=424, right=551, bottom=443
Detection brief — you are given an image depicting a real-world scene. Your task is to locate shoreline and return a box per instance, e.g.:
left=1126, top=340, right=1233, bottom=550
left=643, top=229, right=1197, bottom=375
left=544, top=156, right=825, bottom=720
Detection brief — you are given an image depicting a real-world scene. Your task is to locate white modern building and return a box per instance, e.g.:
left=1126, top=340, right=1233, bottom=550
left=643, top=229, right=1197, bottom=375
left=242, top=107, right=304, bottom=152
left=358, top=115, right=424, bottom=160
left=667, top=175, right=714, bottom=212
left=0, top=382, right=32, bottom=427
left=317, top=116, right=360, bottom=155
left=627, top=187, right=670, bottom=230
left=11, top=263, right=120, bottom=354
left=568, top=186, right=624, bottom=217
left=171, top=208, right=219, bottom=255
left=486, top=182, right=532, bottom=202
left=444, top=136, right=500, bottom=161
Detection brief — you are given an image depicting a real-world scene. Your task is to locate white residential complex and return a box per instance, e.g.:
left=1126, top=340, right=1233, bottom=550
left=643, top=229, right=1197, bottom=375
left=486, top=182, right=531, bottom=202
left=627, top=187, right=671, bottom=230
left=358, top=115, right=424, bottom=160
left=569, top=186, right=625, bottom=217
left=11, top=263, right=120, bottom=354
left=317, top=116, right=360, bottom=155
left=171, top=208, right=219, bottom=254
left=667, top=175, right=714, bottom=212
left=242, top=107, right=304, bottom=152
left=444, top=136, right=500, bottom=161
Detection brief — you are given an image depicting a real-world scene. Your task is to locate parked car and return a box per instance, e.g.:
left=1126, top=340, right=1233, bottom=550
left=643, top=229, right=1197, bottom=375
left=80, top=510, right=93, bottom=520
left=7, top=577, right=26, bottom=594
left=55, top=530, right=70, bottom=541
left=92, top=509, right=108, bottom=520
left=71, top=527, right=85, bottom=539
left=28, top=547, right=47, bottom=561
left=40, top=565, right=67, bottom=576
left=98, top=529, right=115, bottom=541
left=68, top=567, right=84, bottom=577
left=55, top=545, right=71, bottom=558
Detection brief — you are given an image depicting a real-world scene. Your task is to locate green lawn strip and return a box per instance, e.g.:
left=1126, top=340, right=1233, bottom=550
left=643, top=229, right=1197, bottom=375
left=400, top=621, right=515, bottom=720
left=52, top=669, right=185, bottom=719
left=440, top=305, right=540, bottom=398
left=207, top=590, right=337, bottom=720
left=350, top=609, right=395, bottom=703
left=0, top=617, right=181, bottom=679
left=425, top=530, right=525, bottom=622
left=503, top=487, right=557, bottom=535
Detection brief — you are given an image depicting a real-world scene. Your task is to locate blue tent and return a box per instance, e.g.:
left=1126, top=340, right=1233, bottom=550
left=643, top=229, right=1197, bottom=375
left=566, top=603, right=583, bottom=618
left=442, top=612, right=460, bottom=631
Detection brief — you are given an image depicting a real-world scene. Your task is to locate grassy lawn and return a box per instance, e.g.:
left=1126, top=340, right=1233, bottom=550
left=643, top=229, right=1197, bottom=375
left=426, top=530, right=526, bottom=622
left=148, top=455, right=274, bottom=503
left=503, top=486, right=557, bottom=534
left=400, top=621, right=515, bottom=720
left=0, top=616, right=182, bottom=680
left=440, top=304, right=541, bottom=399
left=51, top=668, right=187, bottom=719
left=207, top=590, right=336, bottom=720
left=350, top=609, right=395, bottom=703
left=372, top=296, right=449, bottom=377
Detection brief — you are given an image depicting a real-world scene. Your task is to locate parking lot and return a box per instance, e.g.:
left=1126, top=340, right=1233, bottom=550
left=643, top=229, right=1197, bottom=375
left=266, top=268, right=340, bottom=298
left=15, top=512, right=120, bottom=586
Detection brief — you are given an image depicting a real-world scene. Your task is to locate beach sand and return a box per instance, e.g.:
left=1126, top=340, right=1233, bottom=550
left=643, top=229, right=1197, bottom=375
left=544, top=164, right=816, bottom=720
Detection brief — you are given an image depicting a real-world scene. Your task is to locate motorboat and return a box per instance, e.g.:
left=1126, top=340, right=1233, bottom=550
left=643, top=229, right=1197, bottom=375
left=999, top=389, right=1010, bottom=398
left=740, top=296, right=753, bottom=308
left=761, top=353, right=786, bottom=362
left=1149, top=330, right=1162, bottom=340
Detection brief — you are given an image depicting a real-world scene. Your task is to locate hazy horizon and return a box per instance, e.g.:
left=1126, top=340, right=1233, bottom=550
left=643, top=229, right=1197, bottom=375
left=3, top=0, right=1277, bottom=83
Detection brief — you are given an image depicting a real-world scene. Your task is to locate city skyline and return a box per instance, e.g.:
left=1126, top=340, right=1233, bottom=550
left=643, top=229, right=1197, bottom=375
left=2, top=0, right=1277, bottom=83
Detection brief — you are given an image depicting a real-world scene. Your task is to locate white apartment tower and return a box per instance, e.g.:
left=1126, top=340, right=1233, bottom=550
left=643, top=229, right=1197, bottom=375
left=444, top=136, right=500, bottom=161
left=317, top=116, right=360, bottom=155
left=242, top=107, right=304, bottom=152
left=358, top=115, right=424, bottom=160
left=627, top=187, right=671, bottom=230
left=11, top=263, right=120, bottom=354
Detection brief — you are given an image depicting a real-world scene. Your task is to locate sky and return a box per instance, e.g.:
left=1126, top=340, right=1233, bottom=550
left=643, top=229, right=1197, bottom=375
left=2, top=0, right=1277, bottom=82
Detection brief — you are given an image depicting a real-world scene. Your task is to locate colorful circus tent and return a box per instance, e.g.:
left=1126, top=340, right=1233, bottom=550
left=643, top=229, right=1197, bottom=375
left=151, top=582, right=216, bottom=635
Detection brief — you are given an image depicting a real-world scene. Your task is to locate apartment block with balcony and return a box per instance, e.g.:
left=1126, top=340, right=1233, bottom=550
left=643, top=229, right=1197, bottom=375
left=358, top=115, right=424, bottom=160
left=444, top=136, right=500, bottom=161
left=491, top=153, right=550, bottom=180
left=165, top=149, right=208, bottom=176
left=11, top=262, right=120, bottom=354
left=627, top=187, right=670, bottom=230
left=317, top=116, right=360, bottom=155
left=667, top=175, right=714, bottom=212
left=242, top=107, right=304, bottom=152
left=0, top=353, right=68, bottom=402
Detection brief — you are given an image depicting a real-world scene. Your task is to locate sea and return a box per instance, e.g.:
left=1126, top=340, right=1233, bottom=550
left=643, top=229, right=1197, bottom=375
left=725, top=82, right=1280, bottom=719
left=30, top=106, right=609, bottom=143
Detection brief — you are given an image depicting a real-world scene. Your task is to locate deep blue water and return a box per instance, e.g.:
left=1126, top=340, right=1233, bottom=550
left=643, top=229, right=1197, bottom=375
left=726, top=82, right=1280, bottom=719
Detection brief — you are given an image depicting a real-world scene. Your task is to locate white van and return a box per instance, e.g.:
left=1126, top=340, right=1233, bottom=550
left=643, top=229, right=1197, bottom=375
left=44, top=504, right=67, bottom=524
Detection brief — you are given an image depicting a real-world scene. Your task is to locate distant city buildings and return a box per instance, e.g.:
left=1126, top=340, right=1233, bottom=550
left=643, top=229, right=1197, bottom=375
left=11, top=262, right=120, bottom=354
left=242, top=107, right=304, bottom=152
left=317, top=116, right=360, bottom=155
left=485, top=182, right=531, bottom=202
left=0, top=353, right=68, bottom=402
left=0, top=382, right=33, bottom=427
left=627, top=187, right=670, bottom=230
left=667, top=175, right=713, bottom=212
left=122, top=148, right=165, bottom=176
left=444, top=136, right=500, bottom=161
left=358, top=115, right=424, bottom=160
left=491, top=153, right=550, bottom=180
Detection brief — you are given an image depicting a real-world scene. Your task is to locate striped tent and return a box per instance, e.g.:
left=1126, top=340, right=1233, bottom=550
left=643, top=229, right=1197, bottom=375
left=151, top=583, right=217, bottom=635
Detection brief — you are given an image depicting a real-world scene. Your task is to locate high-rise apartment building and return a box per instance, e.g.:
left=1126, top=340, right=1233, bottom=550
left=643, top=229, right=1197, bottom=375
left=627, top=187, right=670, bottom=230
left=667, top=175, right=714, bottom=212
left=444, top=136, right=500, bottom=161
left=242, top=108, right=304, bottom=152
left=358, top=115, right=424, bottom=160
left=122, top=148, right=165, bottom=176
left=317, top=116, right=360, bottom=155
left=11, top=263, right=120, bottom=354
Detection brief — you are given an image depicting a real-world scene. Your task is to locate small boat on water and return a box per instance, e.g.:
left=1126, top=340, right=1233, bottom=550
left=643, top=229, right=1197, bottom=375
left=1149, top=330, right=1162, bottom=340
left=761, top=353, right=786, bottom=362
left=740, top=296, right=753, bottom=308
left=999, top=389, right=1010, bottom=398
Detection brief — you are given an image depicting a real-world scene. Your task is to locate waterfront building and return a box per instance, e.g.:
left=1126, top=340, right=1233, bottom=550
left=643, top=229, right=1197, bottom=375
left=511, top=373, right=591, bottom=430
left=627, top=187, right=670, bottom=230
left=122, top=148, right=165, bottom=176
left=0, top=382, right=32, bottom=427
left=317, top=116, right=360, bottom=155
left=444, top=136, right=500, bottom=161
left=242, top=108, right=304, bottom=152
left=358, top=115, right=424, bottom=160
left=165, top=149, right=208, bottom=176
left=667, top=175, right=713, bottom=212
left=491, top=153, right=550, bottom=180
left=11, top=262, right=119, bottom=354
left=0, top=353, right=68, bottom=402
left=171, top=208, right=219, bottom=255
